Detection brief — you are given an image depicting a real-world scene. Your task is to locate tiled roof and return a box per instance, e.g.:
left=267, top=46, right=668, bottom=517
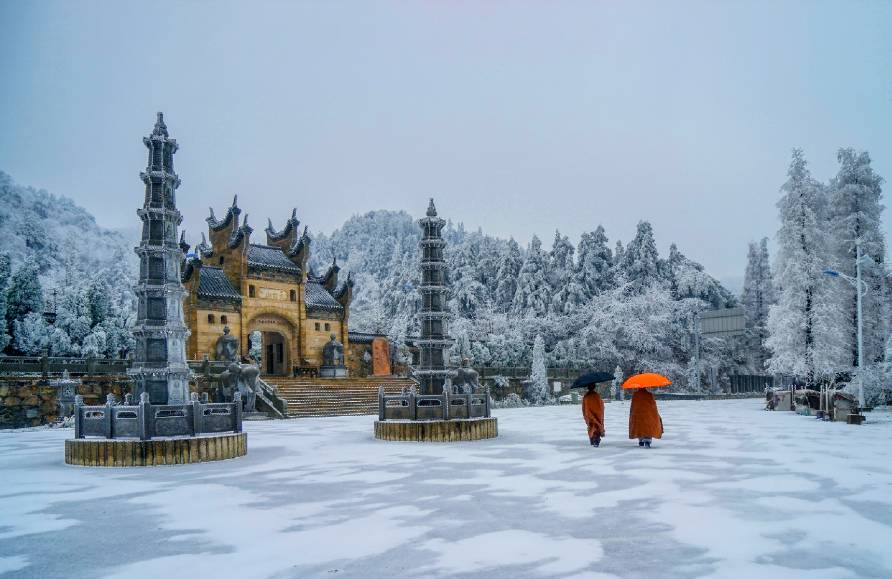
left=248, top=244, right=301, bottom=274
left=305, top=281, right=344, bottom=313
left=197, top=267, right=241, bottom=301
left=348, top=331, right=387, bottom=344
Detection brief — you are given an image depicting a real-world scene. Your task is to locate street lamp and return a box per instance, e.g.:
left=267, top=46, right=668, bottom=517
left=823, top=238, right=871, bottom=411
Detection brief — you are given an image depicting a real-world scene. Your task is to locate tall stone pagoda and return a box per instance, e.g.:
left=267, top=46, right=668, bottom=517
left=129, top=113, right=191, bottom=404
left=416, top=198, right=453, bottom=395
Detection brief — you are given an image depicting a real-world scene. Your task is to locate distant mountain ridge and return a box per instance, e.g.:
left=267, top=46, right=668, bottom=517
left=0, top=171, right=138, bottom=286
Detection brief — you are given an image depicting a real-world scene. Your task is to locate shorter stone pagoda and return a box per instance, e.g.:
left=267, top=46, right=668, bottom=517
left=373, top=199, right=497, bottom=442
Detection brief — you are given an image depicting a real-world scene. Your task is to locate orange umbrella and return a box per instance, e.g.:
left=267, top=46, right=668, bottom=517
left=622, top=373, right=672, bottom=390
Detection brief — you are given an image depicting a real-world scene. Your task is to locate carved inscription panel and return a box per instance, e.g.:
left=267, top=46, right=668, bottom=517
left=258, top=287, right=287, bottom=301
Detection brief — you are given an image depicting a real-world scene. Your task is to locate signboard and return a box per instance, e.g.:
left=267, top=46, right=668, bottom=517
left=258, top=287, right=287, bottom=301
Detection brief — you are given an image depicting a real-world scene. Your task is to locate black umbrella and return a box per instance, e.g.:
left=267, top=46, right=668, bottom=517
left=571, top=371, right=615, bottom=390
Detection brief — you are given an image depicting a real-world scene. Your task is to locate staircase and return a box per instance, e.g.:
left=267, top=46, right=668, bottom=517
left=267, top=376, right=418, bottom=418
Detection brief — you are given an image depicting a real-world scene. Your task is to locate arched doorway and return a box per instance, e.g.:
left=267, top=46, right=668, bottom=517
left=247, top=312, right=294, bottom=377
left=262, top=331, right=287, bottom=376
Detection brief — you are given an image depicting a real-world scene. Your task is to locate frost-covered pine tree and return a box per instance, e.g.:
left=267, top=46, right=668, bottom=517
left=614, top=365, right=624, bottom=402
left=13, top=312, right=51, bottom=355
left=766, top=149, right=848, bottom=386
left=742, top=237, right=775, bottom=370
left=449, top=233, right=489, bottom=318
left=54, top=284, right=93, bottom=356
left=494, top=238, right=523, bottom=312
left=528, top=334, right=549, bottom=403
left=512, top=235, right=551, bottom=317
left=827, top=148, right=886, bottom=367
left=884, top=334, right=892, bottom=396
left=0, top=253, right=11, bottom=352
left=86, top=279, right=110, bottom=328
left=666, top=243, right=735, bottom=308
left=5, top=261, right=44, bottom=346
left=574, top=225, right=614, bottom=299
left=613, top=240, right=625, bottom=279
left=548, top=230, right=575, bottom=313
left=619, top=221, right=662, bottom=292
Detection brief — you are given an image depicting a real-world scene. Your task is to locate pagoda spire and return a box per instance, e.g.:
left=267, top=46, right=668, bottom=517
left=152, top=111, right=169, bottom=137
left=130, top=112, right=191, bottom=404
left=416, top=197, right=452, bottom=395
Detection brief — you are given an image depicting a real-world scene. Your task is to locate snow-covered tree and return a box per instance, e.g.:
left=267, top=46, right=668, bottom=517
left=13, top=312, right=51, bottom=355
left=86, top=279, right=111, bottom=328
left=54, top=284, right=93, bottom=355
left=14, top=312, right=71, bottom=356
left=0, top=253, right=11, bottom=352
left=666, top=243, right=735, bottom=308
left=741, top=237, right=775, bottom=370
left=613, top=365, right=624, bottom=401
left=614, top=240, right=625, bottom=270
left=574, top=226, right=614, bottom=298
left=548, top=230, right=575, bottom=313
left=512, top=235, right=551, bottom=317
left=766, top=149, right=848, bottom=386
left=827, top=148, right=886, bottom=368
left=6, top=261, right=44, bottom=343
left=81, top=327, right=107, bottom=358
left=528, top=334, right=549, bottom=403
left=494, top=238, right=523, bottom=312
left=448, top=233, right=489, bottom=318
left=619, top=221, right=662, bottom=292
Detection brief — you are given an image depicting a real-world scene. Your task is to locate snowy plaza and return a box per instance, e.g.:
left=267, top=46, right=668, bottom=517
left=2, top=399, right=891, bottom=579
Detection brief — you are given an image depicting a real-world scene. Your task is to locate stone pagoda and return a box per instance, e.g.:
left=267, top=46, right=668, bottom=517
left=129, top=113, right=191, bottom=404
left=373, top=199, right=496, bottom=442
left=416, top=198, right=453, bottom=395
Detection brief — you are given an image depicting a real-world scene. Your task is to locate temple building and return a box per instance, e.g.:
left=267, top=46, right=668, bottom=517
left=180, top=197, right=383, bottom=377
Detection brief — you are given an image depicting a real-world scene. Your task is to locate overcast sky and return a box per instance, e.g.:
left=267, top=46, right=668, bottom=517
left=2, top=1, right=890, bottom=289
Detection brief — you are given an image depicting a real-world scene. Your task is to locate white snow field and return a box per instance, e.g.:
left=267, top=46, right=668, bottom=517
left=2, top=400, right=892, bottom=579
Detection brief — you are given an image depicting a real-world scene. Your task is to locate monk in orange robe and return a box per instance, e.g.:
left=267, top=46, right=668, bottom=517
left=628, top=388, right=663, bottom=448
left=582, top=385, right=605, bottom=447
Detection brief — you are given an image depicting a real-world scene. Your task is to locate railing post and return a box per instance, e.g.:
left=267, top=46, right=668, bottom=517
left=409, top=391, right=417, bottom=421
left=378, top=386, right=385, bottom=421
left=444, top=387, right=450, bottom=421
left=485, top=386, right=491, bottom=417
left=233, top=391, right=243, bottom=433
left=190, top=392, right=201, bottom=436
left=41, top=355, right=49, bottom=380
left=138, top=392, right=151, bottom=441
left=74, top=395, right=84, bottom=439
left=105, top=393, right=116, bottom=439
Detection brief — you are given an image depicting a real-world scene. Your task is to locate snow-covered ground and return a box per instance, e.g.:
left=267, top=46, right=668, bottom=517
left=2, top=400, right=892, bottom=579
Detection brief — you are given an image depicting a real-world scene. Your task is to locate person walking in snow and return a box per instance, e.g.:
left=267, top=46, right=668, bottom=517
left=628, top=387, right=663, bottom=448
left=582, top=385, right=605, bottom=447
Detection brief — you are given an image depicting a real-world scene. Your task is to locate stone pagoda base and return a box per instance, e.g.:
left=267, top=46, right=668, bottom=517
left=374, top=417, right=498, bottom=442
left=64, top=432, right=247, bottom=467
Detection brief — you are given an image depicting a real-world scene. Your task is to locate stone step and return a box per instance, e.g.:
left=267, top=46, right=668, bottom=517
left=262, top=376, right=416, bottom=418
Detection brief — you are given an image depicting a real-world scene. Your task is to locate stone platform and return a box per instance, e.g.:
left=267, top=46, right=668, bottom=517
left=64, top=432, right=247, bottom=466
left=374, top=417, right=498, bottom=442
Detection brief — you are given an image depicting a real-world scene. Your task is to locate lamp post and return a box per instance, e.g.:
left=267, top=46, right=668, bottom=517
left=823, top=238, right=869, bottom=410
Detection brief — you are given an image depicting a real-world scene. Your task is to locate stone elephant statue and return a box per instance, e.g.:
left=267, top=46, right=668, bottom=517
left=219, top=361, right=261, bottom=413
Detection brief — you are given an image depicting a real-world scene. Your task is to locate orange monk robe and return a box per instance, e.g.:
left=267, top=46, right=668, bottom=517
left=582, top=391, right=605, bottom=439
left=628, top=389, right=664, bottom=439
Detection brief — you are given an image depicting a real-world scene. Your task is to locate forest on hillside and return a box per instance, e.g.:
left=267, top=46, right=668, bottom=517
left=2, top=145, right=891, bottom=402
